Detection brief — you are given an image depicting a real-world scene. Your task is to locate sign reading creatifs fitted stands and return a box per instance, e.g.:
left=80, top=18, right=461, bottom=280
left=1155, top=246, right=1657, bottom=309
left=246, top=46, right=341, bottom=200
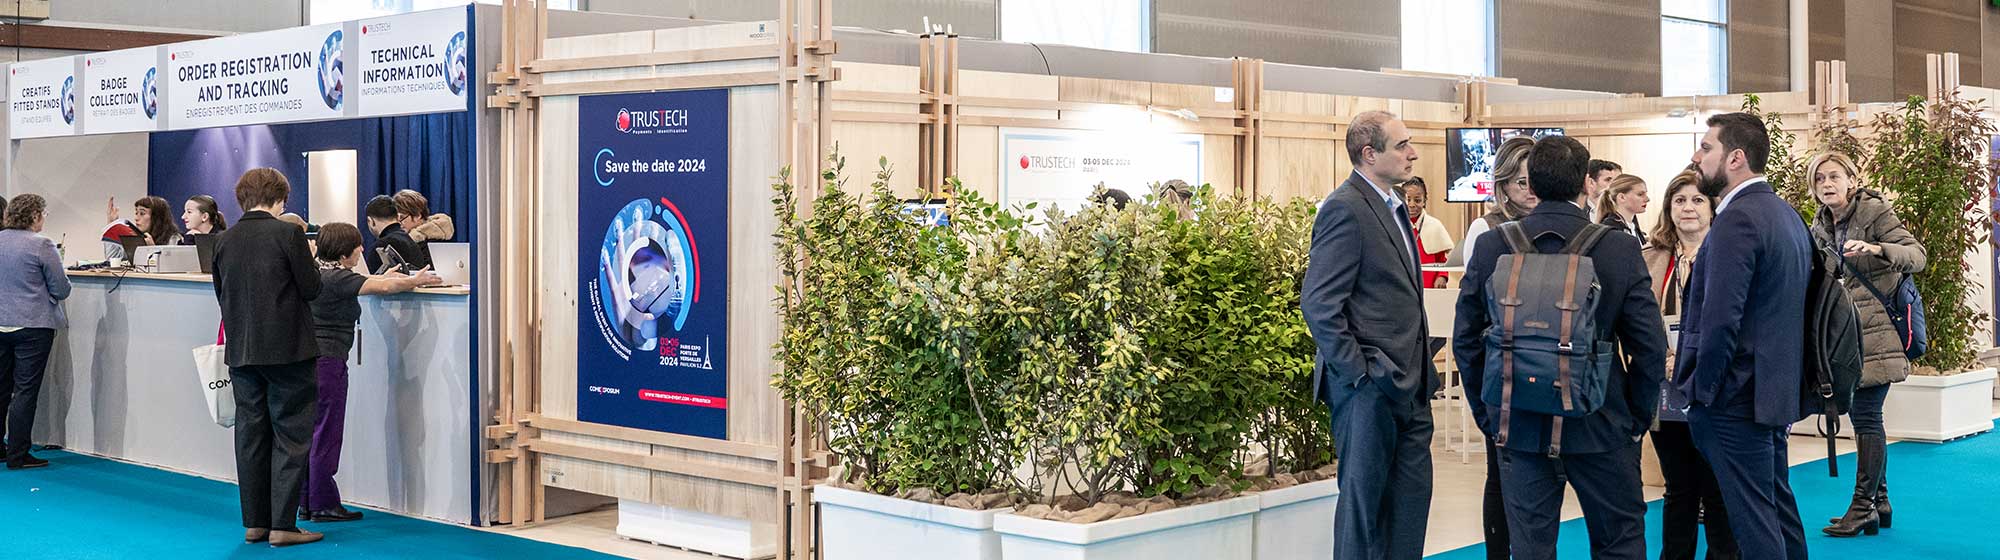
left=9, top=57, right=79, bottom=139
left=165, top=22, right=350, bottom=130
left=356, top=7, right=470, bottom=118
left=81, top=48, right=164, bottom=135
left=575, top=89, right=732, bottom=439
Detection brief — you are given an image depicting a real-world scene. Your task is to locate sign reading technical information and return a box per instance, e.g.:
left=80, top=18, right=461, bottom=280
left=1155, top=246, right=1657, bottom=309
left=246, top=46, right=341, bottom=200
left=167, top=23, right=346, bottom=129
left=8, top=57, right=78, bottom=139
left=82, top=47, right=161, bottom=134
left=356, top=7, right=469, bottom=118
left=576, top=89, right=731, bottom=439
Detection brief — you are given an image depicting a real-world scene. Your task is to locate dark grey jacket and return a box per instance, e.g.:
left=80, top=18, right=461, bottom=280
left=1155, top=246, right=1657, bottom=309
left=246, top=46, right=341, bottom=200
left=1302, top=171, right=1439, bottom=408
left=1812, top=189, right=1925, bottom=388
left=0, top=229, right=71, bottom=329
left=212, top=211, right=322, bottom=367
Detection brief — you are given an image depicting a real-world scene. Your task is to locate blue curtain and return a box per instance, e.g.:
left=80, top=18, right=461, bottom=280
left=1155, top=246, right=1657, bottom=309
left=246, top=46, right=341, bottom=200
left=364, top=111, right=477, bottom=246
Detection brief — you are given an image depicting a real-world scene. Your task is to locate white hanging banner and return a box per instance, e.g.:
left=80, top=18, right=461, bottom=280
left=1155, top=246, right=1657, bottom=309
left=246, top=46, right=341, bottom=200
left=9, top=57, right=80, bottom=139
left=166, top=22, right=351, bottom=130
left=998, top=127, right=1205, bottom=215
left=81, top=48, right=165, bottom=135
left=356, top=6, right=470, bottom=118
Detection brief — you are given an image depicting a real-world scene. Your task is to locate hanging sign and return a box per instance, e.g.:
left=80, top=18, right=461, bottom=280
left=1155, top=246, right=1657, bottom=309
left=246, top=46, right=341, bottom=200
left=999, top=127, right=1204, bottom=215
left=356, top=6, right=470, bottom=118
left=81, top=48, right=164, bottom=135
left=9, top=57, right=79, bottom=139
left=575, top=88, right=732, bottom=439
left=165, top=22, right=350, bottom=130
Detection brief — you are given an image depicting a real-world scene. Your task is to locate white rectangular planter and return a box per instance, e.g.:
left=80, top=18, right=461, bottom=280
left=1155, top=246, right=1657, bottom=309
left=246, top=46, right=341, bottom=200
left=996, top=494, right=1259, bottom=560
left=1882, top=367, right=1997, bottom=443
left=1252, top=478, right=1339, bottom=560
left=813, top=485, right=1009, bottom=560
left=616, top=499, right=775, bottom=559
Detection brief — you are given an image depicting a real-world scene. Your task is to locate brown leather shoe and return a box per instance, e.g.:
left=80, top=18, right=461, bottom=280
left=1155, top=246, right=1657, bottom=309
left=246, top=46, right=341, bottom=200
left=268, top=529, right=324, bottom=547
left=244, top=528, right=270, bottom=543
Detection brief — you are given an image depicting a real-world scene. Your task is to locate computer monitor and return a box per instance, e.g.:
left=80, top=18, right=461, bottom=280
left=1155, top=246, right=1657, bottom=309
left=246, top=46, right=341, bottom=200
left=1444, top=127, right=1566, bottom=203
left=190, top=234, right=219, bottom=274
left=427, top=242, right=471, bottom=287
left=116, top=235, right=145, bottom=267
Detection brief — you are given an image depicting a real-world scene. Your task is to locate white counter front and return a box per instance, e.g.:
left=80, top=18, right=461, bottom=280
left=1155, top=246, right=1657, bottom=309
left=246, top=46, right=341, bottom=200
left=36, top=271, right=480, bottom=524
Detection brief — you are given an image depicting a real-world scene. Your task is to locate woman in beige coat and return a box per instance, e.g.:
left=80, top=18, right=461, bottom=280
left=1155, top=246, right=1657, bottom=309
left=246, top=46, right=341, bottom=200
left=1643, top=169, right=1739, bottom=560
left=1808, top=152, right=1926, bottom=538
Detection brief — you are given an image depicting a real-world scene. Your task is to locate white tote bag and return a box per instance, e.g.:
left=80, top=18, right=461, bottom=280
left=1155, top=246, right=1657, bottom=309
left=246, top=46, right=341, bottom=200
left=193, top=327, right=235, bottom=428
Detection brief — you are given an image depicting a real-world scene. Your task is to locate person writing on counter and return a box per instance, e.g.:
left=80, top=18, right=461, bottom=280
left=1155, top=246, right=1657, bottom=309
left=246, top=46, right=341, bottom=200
left=181, top=194, right=229, bottom=243
left=364, top=195, right=429, bottom=272
left=0, top=194, right=71, bottom=470
left=299, top=222, right=437, bottom=524
left=212, top=168, right=324, bottom=547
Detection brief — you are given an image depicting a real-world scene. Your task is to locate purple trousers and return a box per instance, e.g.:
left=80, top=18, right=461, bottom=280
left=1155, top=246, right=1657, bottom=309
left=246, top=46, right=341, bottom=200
left=299, top=356, right=349, bottom=512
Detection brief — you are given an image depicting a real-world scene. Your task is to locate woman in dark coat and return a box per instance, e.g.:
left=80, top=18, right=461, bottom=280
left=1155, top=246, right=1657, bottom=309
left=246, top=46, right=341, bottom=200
left=212, top=168, right=325, bottom=547
left=1809, top=152, right=1925, bottom=538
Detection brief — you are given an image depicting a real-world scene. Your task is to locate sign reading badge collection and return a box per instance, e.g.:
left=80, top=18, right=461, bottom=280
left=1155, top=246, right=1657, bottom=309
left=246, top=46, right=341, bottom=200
left=575, top=89, right=732, bottom=439
left=6, top=5, right=471, bottom=140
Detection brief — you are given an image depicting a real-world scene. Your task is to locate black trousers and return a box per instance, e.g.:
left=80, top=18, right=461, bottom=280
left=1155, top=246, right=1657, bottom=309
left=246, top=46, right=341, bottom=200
left=1652, top=421, right=1739, bottom=560
left=231, top=359, right=319, bottom=532
left=1498, top=442, right=1649, bottom=560
left=1484, top=437, right=1510, bottom=559
left=0, top=328, right=57, bottom=463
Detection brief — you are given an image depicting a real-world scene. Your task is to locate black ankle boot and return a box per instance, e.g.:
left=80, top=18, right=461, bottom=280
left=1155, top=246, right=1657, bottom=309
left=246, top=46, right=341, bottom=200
left=1823, top=496, right=1879, bottom=537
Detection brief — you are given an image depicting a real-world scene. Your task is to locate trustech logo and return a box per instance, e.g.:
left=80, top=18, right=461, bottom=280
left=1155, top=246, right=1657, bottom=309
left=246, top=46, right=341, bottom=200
left=615, top=107, right=690, bottom=134
left=1018, top=154, right=1076, bottom=170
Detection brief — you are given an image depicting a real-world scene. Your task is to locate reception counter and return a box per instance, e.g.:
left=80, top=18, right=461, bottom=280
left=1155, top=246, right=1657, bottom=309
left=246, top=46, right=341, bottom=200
left=36, top=270, right=481, bottom=524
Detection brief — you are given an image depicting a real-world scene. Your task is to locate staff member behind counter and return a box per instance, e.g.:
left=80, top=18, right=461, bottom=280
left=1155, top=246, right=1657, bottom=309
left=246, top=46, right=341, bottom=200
left=101, top=195, right=184, bottom=260
left=362, top=191, right=454, bottom=273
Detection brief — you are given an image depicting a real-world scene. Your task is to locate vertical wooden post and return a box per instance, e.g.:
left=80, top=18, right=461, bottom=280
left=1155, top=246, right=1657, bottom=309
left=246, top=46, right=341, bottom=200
left=1232, top=58, right=1263, bottom=198
left=943, top=32, right=960, bottom=189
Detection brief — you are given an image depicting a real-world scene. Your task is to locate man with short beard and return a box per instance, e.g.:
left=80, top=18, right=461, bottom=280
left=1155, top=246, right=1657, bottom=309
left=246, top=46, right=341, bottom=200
left=1673, top=112, right=1812, bottom=560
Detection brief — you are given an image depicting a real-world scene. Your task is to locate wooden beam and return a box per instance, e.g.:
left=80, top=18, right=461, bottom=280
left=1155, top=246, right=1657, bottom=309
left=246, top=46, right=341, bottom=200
left=522, top=439, right=784, bottom=489
left=527, top=415, right=785, bottom=461
left=527, top=45, right=781, bottom=74
left=0, top=23, right=214, bottom=52
left=524, top=71, right=784, bottom=97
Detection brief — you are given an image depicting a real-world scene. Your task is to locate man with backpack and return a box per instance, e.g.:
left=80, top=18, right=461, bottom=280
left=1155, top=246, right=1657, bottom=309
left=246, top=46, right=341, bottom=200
left=1679, top=112, right=1814, bottom=560
left=1453, top=135, right=1667, bottom=559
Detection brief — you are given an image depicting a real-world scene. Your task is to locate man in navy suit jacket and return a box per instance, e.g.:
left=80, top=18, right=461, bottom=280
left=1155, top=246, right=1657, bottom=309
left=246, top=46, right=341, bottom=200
left=1303, top=110, right=1439, bottom=560
left=1453, top=136, right=1666, bottom=560
left=1677, top=112, right=1812, bottom=560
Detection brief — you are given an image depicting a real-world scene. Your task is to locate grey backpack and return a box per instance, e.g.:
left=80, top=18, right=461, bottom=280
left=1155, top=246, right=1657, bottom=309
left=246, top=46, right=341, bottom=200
left=1481, top=222, right=1617, bottom=455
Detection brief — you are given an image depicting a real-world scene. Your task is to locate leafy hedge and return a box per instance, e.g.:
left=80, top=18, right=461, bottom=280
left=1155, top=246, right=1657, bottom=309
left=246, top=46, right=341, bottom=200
left=773, top=153, right=1329, bottom=503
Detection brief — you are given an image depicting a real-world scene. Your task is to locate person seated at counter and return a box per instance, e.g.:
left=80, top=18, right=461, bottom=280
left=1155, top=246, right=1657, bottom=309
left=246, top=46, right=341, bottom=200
left=0, top=194, right=71, bottom=470
left=299, top=222, right=437, bottom=523
left=393, top=190, right=455, bottom=244
left=101, top=195, right=184, bottom=260
left=363, top=195, right=430, bottom=273
left=179, top=194, right=230, bottom=244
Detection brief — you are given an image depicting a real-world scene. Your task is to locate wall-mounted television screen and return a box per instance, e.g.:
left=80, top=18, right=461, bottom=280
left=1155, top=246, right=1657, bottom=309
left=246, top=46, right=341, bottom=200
left=1445, top=128, right=1566, bottom=203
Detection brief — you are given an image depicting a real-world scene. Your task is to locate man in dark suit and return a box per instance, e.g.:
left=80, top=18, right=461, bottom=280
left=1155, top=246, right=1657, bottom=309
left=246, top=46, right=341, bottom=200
left=1303, top=110, right=1438, bottom=560
left=1453, top=136, right=1666, bottom=559
left=1677, top=112, right=1812, bottom=560
left=213, top=168, right=326, bottom=547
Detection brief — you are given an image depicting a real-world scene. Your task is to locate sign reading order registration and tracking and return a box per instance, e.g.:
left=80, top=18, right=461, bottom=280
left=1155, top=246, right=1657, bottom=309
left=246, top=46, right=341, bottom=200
left=7, top=5, right=470, bottom=140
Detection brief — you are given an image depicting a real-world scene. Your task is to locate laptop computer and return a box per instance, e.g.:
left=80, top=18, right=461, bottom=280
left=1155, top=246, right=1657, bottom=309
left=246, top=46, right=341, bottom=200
left=116, top=235, right=145, bottom=267
left=190, top=234, right=219, bottom=274
left=427, top=242, right=471, bottom=287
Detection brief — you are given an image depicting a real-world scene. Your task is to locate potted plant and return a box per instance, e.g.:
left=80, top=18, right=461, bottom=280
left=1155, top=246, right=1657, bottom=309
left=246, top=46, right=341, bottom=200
left=1865, top=94, right=2000, bottom=442
left=775, top=154, right=1028, bottom=560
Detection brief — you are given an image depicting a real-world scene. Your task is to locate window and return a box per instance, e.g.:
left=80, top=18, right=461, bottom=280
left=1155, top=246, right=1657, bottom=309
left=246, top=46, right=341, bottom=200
left=1400, top=0, right=1494, bottom=77
left=310, top=0, right=578, bottom=25
left=1000, top=0, right=1150, bottom=53
left=1661, top=0, right=1727, bottom=96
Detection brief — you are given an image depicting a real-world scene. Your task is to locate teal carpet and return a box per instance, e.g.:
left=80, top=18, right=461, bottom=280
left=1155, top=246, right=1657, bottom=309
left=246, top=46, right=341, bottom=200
left=1428, top=421, right=2000, bottom=559
left=0, top=451, right=619, bottom=559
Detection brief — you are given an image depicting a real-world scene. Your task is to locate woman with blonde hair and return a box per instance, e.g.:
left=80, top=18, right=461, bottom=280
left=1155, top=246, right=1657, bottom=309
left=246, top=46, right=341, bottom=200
left=1643, top=169, right=1739, bottom=559
left=1596, top=174, right=1650, bottom=243
left=1459, top=135, right=1539, bottom=264
left=1810, top=151, right=1924, bottom=538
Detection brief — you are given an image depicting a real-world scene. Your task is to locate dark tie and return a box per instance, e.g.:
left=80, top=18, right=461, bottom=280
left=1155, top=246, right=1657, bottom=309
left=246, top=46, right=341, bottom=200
left=1392, top=203, right=1420, bottom=277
